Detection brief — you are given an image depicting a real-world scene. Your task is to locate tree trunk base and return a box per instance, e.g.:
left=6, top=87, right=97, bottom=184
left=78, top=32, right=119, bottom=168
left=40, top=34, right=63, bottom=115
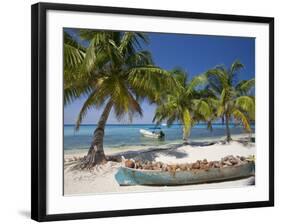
left=226, top=136, right=232, bottom=142
left=80, top=146, right=107, bottom=169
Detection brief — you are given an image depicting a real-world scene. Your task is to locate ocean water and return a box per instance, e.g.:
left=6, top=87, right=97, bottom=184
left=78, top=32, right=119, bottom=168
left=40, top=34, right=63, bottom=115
left=64, top=124, right=254, bottom=152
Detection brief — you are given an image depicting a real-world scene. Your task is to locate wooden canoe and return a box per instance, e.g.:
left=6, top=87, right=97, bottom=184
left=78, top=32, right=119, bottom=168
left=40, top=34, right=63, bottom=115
left=115, top=161, right=255, bottom=186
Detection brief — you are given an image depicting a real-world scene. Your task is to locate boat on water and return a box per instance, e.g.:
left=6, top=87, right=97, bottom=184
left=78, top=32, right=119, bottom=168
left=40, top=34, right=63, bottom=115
left=139, top=128, right=165, bottom=139
left=115, top=161, right=255, bottom=186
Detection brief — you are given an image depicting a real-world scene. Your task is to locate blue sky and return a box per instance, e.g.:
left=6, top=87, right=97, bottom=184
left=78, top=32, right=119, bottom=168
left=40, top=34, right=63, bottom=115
left=64, top=30, right=255, bottom=124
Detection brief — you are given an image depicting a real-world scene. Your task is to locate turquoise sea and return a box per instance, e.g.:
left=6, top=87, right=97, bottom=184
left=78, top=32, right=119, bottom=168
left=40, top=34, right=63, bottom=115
left=64, top=124, right=255, bottom=152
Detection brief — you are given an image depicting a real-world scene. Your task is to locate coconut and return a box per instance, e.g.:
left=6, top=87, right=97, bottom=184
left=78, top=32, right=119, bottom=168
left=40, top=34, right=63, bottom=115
left=192, top=162, right=200, bottom=169
left=125, top=160, right=135, bottom=168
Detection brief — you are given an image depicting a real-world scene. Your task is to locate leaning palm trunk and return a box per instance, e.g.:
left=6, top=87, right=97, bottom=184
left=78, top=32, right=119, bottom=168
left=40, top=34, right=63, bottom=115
left=182, top=127, right=190, bottom=142
left=225, top=115, right=232, bottom=142
left=81, top=101, right=113, bottom=168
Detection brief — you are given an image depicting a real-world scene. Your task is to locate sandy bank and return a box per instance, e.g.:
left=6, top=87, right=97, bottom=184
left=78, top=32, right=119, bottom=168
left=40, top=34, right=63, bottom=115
left=64, top=139, right=255, bottom=195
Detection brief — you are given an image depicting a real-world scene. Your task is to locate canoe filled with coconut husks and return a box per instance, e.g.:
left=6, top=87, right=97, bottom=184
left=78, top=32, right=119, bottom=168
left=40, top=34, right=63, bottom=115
left=114, top=155, right=255, bottom=186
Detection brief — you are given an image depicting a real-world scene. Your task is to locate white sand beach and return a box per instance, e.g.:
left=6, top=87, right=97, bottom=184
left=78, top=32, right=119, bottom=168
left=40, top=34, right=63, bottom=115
left=64, top=136, right=255, bottom=196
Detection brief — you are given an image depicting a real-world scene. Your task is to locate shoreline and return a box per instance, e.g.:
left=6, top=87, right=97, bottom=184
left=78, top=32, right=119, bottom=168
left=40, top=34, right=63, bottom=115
left=64, top=133, right=254, bottom=160
left=64, top=134, right=255, bottom=195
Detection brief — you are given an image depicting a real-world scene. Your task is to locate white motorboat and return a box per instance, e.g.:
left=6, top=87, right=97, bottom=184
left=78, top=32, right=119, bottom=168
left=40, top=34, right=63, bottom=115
left=139, top=129, right=165, bottom=139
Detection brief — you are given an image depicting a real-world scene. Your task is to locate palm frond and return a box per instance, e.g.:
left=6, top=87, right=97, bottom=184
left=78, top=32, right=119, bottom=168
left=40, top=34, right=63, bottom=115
left=128, top=66, right=177, bottom=100
left=205, top=68, right=229, bottom=89
left=79, top=29, right=97, bottom=41
left=111, top=78, right=143, bottom=121
left=126, top=51, right=154, bottom=67
left=64, top=43, right=85, bottom=69
left=171, top=68, right=188, bottom=86
left=230, top=60, right=244, bottom=76
left=80, top=32, right=123, bottom=75
left=232, top=109, right=251, bottom=132
left=64, top=31, right=86, bottom=51
left=186, top=74, right=207, bottom=95
left=153, top=101, right=178, bottom=124
left=75, top=88, right=109, bottom=130
left=236, top=78, right=255, bottom=95
left=235, top=96, right=255, bottom=119
left=119, top=32, right=149, bottom=55
left=192, top=99, right=212, bottom=120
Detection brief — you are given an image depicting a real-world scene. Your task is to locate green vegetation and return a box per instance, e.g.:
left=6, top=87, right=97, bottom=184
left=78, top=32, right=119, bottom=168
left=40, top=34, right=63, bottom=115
left=64, top=31, right=175, bottom=168
left=153, top=69, right=216, bottom=141
left=205, top=60, right=255, bottom=142
left=64, top=30, right=255, bottom=167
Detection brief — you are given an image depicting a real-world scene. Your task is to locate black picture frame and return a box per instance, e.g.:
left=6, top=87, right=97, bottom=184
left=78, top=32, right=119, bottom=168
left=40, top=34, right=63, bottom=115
left=31, top=2, right=274, bottom=222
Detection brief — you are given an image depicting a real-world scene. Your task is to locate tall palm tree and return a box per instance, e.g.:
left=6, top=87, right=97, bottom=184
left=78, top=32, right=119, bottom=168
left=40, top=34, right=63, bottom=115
left=205, top=60, right=255, bottom=142
left=64, top=30, right=176, bottom=168
left=153, top=69, right=215, bottom=141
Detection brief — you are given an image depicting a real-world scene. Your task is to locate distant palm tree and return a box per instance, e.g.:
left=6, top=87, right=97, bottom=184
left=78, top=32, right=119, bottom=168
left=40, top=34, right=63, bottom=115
left=63, top=30, right=176, bottom=168
left=205, top=60, right=255, bottom=142
left=153, top=69, right=215, bottom=141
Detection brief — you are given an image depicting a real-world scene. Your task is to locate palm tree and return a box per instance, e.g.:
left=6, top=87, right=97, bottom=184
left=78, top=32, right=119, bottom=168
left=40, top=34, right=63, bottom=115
left=63, top=32, right=88, bottom=104
left=205, top=60, right=255, bottom=142
left=63, top=30, right=176, bottom=168
left=153, top=69, right=214, bottom=141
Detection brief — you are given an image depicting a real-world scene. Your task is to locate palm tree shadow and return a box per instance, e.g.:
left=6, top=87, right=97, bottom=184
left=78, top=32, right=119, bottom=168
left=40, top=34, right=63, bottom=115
left=110, top=141, right=216, bottom=162
left=134, top=148, right=189, bottom=161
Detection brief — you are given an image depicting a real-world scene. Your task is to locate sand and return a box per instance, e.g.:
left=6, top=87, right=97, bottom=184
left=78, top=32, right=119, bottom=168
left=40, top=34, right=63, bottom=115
left=64, top=137, right=255, bottom=196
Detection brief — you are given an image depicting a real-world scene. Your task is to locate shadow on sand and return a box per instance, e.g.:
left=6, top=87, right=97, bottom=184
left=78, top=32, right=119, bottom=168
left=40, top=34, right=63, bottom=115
left=109, top=141, right=216, bottom=162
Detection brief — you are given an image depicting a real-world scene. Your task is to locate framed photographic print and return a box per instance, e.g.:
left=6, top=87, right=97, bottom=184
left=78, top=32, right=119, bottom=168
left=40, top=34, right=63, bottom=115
left=31, top=2, right=274, bottom=222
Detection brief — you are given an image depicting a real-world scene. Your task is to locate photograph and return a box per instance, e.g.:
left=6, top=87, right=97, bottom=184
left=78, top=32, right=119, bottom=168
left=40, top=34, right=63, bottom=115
left=63, top=28, right=256, bottom=196
left=0, top=0, right=278, bottom=223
